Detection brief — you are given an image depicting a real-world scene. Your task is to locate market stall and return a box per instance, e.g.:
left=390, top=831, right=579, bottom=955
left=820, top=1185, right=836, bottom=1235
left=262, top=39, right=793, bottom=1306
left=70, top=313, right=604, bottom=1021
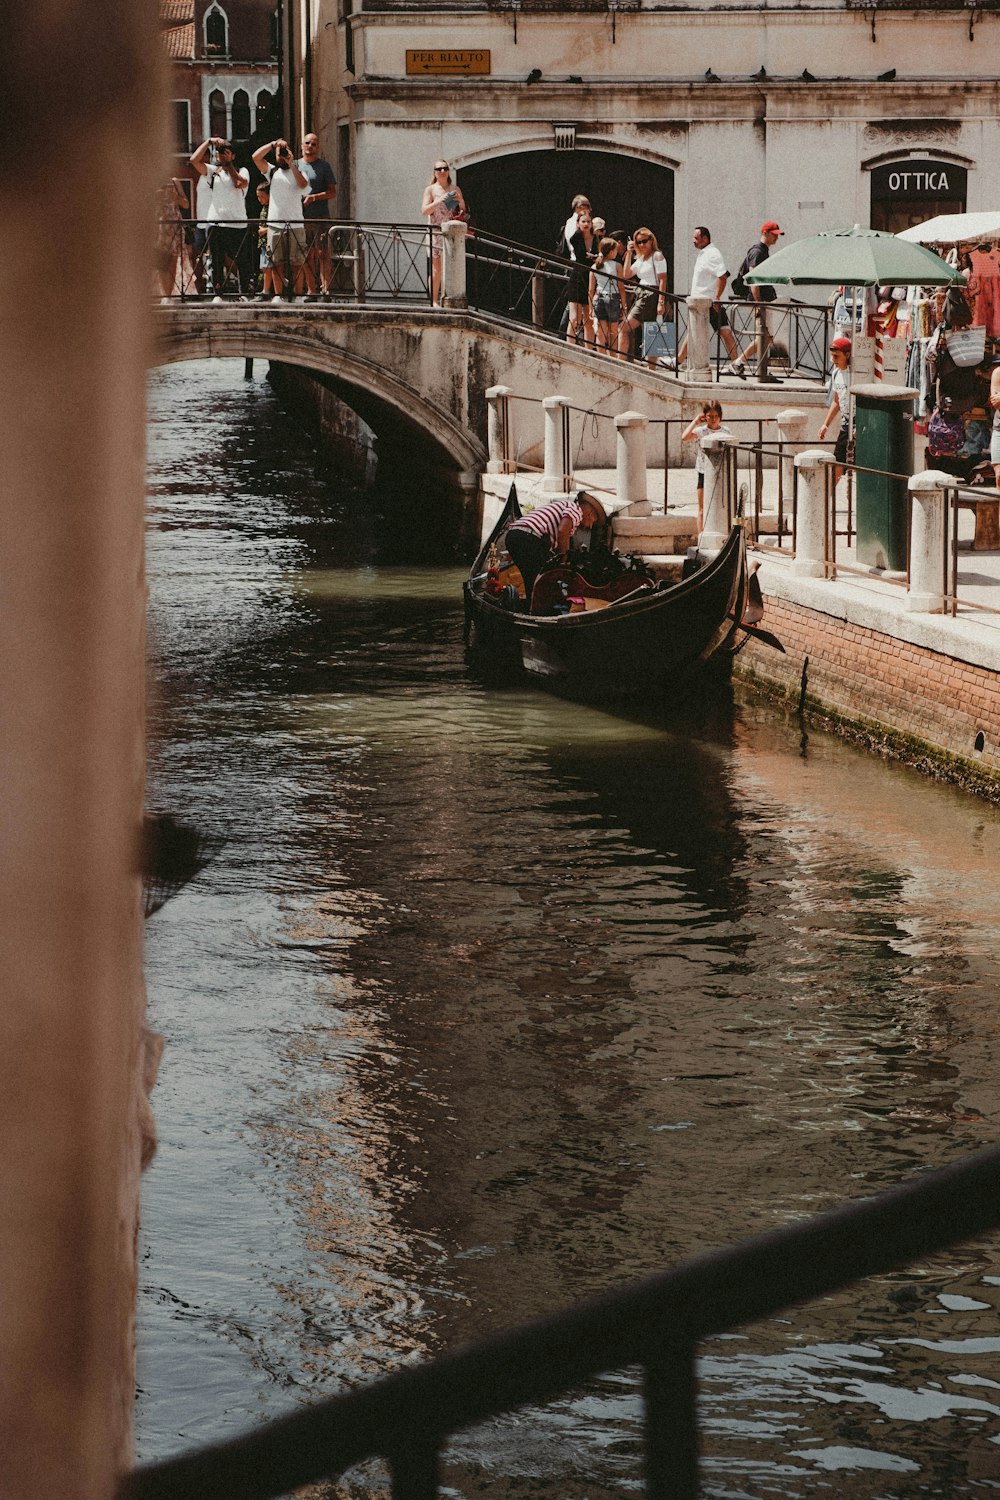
left=896, top=212, right=1000, bottom=495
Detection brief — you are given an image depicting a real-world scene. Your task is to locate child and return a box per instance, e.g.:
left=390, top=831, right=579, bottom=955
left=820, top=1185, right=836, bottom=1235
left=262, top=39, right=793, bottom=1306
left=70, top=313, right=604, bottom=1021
left=681, top=401, right=733, bottom=530
left=254, top=183, right=281, bottom=300
left=588, top=237, right=627, bottom=359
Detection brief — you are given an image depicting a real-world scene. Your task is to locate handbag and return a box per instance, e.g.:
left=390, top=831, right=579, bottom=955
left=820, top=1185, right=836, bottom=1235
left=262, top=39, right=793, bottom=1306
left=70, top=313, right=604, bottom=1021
left=927, top=406, right=966, bottom=457
left=942, top=326, right=986, bottom=368
left=642, top=318, right=676, bottom=359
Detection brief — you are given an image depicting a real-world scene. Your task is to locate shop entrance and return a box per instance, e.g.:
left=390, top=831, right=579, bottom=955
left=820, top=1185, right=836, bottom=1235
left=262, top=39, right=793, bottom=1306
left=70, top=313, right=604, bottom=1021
left=870, top=158, right=967, bottom=234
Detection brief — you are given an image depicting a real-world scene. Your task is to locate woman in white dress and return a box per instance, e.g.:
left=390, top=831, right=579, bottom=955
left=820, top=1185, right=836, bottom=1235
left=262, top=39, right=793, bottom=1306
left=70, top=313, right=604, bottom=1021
left=421, top=161, right=467, bottom=307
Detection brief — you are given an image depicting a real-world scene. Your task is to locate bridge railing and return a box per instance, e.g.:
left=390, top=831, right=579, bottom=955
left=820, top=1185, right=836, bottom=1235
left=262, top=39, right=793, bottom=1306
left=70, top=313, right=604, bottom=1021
left=156, top=219, right=435, bottom=302
left=155, top=219, right=831, bottom=380
left=120, top=1141, right=1000, bottom=1500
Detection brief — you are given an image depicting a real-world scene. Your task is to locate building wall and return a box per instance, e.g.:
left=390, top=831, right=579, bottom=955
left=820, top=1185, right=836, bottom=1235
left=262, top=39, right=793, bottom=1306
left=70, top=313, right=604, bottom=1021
left=301, top=0, right=1000, bottom=287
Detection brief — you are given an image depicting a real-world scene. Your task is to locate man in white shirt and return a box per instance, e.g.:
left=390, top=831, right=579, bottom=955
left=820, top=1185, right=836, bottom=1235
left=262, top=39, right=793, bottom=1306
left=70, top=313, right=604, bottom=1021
left=190, top=137, right=250, bottom=298
left=675, top=225, right=741, bottom=368
left=252, top=137, right=309, bottom=301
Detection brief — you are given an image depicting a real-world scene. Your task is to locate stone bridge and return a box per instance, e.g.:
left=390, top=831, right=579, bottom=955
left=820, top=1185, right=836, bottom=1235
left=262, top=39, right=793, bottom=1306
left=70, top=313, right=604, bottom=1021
left=156, top=301, right=822, bottom=547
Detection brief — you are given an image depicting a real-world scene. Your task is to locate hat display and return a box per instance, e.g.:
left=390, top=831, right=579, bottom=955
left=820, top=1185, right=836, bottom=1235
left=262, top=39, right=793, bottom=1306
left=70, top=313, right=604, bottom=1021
left=761, top=221, right=783, bottom=235
left=830, top=336, right=853, bottom=352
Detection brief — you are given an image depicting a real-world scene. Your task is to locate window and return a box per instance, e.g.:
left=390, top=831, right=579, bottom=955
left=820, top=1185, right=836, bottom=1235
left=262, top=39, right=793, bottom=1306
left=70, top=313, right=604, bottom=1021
left=209, top=89, right=227, bottom=140
left=231, top=89, right=251, bottom=142
left=173, top=100, right=192, bottom=155
left=256, top=89, right=276, bottom=137
left=270, top=8, right=280, bottom=58
left=204, top=3, right=229, bottom=56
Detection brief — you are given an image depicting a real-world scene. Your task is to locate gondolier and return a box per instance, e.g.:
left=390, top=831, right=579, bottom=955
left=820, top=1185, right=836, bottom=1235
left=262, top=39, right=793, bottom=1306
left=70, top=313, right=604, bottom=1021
left=505, top=494, right=607, bottom=604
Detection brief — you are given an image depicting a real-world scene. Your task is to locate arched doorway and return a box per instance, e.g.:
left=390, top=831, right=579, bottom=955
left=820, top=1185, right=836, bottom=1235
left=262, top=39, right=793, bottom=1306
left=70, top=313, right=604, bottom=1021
left=457, top=147, right=675, bottom=317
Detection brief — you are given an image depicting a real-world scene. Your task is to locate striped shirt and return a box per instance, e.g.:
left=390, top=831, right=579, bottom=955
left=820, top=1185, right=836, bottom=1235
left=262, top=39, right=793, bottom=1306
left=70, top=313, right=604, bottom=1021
left=508, top=498, right=583, bottom=544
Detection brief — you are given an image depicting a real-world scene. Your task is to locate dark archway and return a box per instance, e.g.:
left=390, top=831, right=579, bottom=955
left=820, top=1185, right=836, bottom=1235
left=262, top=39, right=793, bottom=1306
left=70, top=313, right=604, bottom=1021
left=457, top=148, right=675, bottom=280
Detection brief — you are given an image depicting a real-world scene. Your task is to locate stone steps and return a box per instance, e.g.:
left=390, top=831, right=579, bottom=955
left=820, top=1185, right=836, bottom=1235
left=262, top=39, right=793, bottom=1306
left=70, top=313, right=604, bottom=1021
left=611, top=513, right=698, bottom=557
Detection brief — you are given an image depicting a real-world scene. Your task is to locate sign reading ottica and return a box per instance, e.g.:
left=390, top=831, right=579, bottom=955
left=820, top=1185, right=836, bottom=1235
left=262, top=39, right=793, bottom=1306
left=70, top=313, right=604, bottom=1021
left=406, top=49, right=491, bottom=75
left=871, top=159, right=968, bottom=200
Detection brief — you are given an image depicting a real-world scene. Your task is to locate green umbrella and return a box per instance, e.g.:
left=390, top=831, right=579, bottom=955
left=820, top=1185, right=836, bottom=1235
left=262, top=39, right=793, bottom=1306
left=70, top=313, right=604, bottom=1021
left=745, top=224, right=963, bottom=287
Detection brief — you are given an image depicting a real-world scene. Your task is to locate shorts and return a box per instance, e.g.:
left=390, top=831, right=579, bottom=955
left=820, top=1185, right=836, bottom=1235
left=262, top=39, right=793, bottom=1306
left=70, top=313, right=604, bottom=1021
left=834, top=420, right=849, bottom=466
left=593, top=294, right=622, bottom=323
left=304, top=220, right=331, bottom=255
left=991, top=427, right=1000, bottom=466
left=709, top=303, right=730, bottom=331
left=628, top=286, right=660, bottom=322
left=266, top=225, right=307, bottom=266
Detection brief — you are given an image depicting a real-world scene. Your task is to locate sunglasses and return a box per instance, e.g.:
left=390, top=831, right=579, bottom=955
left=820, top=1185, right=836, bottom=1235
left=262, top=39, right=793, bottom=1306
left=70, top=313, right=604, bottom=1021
left=434, top=164, right=449, bottom=171
left=634, top=235, right=651, bottom=243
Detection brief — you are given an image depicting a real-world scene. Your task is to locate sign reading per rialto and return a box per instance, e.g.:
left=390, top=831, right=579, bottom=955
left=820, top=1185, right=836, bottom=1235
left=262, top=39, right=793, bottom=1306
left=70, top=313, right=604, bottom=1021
left=406, top=49, right=490, bottom=74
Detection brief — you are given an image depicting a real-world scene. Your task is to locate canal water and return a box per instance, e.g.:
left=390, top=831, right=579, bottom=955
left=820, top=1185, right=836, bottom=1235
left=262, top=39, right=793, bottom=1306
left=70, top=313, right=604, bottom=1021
left=141, top=360, right=1000, bottom=1497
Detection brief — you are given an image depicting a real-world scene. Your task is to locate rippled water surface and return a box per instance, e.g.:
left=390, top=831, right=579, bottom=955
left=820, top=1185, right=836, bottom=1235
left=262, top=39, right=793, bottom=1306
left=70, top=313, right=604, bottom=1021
left=142, top=361, right=1000, bottom=1496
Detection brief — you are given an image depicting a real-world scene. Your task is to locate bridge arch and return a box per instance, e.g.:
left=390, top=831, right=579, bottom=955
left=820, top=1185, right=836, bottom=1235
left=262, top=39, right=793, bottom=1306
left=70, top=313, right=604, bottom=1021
left=155, top=316, right=487, bottom=479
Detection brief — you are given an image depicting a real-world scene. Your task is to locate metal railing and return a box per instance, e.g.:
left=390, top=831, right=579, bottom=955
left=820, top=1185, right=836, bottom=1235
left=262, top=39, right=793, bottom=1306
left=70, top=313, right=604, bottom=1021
left=120, top=1141, right=1000, bottom=1500
left=156, top=219, right=434, bottom=302
left=156, top=219, right=833, bottom=382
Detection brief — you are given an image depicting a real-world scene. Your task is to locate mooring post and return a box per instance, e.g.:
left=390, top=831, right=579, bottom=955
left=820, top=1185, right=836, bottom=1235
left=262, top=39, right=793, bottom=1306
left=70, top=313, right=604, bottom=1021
left=542, top=395, right=572, bottom=493
left=700, top=435, right=737, bottom=552
left=792, top=449, right=836, bottom=577
left=486, top=385, right=514, bottom=474
left=615, top=410, right=649, bottom=507
left=907, top=471, right=949, bottom=613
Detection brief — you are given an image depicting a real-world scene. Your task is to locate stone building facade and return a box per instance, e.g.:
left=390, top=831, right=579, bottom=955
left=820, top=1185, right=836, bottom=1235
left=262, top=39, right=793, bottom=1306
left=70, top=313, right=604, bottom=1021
left=280, top=0, right=1000, bottom=294
left=161, top=0, right=279, bottom=186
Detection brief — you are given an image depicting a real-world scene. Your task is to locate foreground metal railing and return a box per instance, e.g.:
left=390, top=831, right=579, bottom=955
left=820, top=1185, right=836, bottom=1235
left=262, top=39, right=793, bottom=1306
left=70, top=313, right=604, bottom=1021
left=120, top=1141, right=1000, bottom=1500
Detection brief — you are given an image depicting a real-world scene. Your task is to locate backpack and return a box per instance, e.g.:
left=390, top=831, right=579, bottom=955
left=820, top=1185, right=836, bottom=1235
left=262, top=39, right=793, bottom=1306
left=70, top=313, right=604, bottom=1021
left=731, top=247, right=776, bottom=302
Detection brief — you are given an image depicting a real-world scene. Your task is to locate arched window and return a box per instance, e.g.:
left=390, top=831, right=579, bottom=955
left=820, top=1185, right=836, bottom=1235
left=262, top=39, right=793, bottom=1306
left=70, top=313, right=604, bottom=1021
left=231, top=89, right=251, bottom=142
left=204, top=3, right=229, bottom=56
left=255, top=90, right=275, bottom=136
left=209, top=89, right=227, bottom=141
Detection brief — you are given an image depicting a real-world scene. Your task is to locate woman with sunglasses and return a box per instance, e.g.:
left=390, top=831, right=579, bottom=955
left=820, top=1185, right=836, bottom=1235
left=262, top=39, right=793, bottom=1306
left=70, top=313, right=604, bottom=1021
left=421, top=161, right=467, bottom=306
left=623, top=228, right=668, bottom=364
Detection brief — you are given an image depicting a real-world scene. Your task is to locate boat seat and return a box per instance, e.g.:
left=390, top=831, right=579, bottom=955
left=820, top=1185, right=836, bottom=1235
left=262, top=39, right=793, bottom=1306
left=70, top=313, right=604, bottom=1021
left=530, top=566, right=655, bottom=615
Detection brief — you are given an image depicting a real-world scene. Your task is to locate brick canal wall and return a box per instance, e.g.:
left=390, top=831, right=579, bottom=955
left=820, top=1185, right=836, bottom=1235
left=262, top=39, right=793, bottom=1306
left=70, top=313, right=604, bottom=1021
left=736, top=588, right=1000, bottom=801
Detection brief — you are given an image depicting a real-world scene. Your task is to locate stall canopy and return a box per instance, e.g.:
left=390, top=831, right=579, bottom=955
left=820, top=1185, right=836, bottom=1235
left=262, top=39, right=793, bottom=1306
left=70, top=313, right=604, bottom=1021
left=745, top=224, right=963, bottom=287
left=897, top=212, right=1000, bottom=247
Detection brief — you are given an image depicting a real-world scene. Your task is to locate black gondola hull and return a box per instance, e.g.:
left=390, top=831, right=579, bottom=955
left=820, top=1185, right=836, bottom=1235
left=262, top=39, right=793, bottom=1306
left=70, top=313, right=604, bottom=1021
left=465, top=495, right=750, bottom=700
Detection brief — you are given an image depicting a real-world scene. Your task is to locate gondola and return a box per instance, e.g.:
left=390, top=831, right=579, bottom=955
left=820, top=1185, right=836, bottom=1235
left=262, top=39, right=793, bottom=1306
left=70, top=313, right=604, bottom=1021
left=463, top=485, right=782, bottom=699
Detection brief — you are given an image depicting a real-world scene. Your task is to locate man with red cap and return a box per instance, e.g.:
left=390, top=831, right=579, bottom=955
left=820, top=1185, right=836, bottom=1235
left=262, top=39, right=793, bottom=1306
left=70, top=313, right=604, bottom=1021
left=730, top=220, right=783, bottom=378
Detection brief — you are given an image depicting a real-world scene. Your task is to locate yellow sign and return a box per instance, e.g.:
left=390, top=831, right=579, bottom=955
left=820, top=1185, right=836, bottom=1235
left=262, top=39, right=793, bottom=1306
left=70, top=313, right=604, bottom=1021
left=406, top=49, right=491, bottom=76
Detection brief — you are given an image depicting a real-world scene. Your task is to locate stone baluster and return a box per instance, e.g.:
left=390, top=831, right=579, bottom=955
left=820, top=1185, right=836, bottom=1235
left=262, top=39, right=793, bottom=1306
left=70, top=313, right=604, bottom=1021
left=685, top=296, right=712, bottom=382
left=441, top=219, right=468, bottom=308
left=700, top=435, right=737, bottom=551
left=542, top=395, right=572, bottom=492
left=792, top=449, right=836, bottom=577
left=486, top=385, right=514, bottom=474
left=907, top=471, right=950, bottom=613
left=615, top=410, right=648, bottom=507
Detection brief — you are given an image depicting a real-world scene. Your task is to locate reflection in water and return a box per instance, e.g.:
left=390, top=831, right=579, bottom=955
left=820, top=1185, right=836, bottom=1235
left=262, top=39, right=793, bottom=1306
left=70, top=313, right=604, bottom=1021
left=142, top=362, right=1000, bottom=1495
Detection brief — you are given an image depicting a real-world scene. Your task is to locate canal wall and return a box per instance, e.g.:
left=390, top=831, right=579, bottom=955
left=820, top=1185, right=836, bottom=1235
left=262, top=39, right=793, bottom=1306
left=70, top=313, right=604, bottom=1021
left=268, top=363, right=378, bottom=486
left=737, top=567, right=1000, bottom=801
